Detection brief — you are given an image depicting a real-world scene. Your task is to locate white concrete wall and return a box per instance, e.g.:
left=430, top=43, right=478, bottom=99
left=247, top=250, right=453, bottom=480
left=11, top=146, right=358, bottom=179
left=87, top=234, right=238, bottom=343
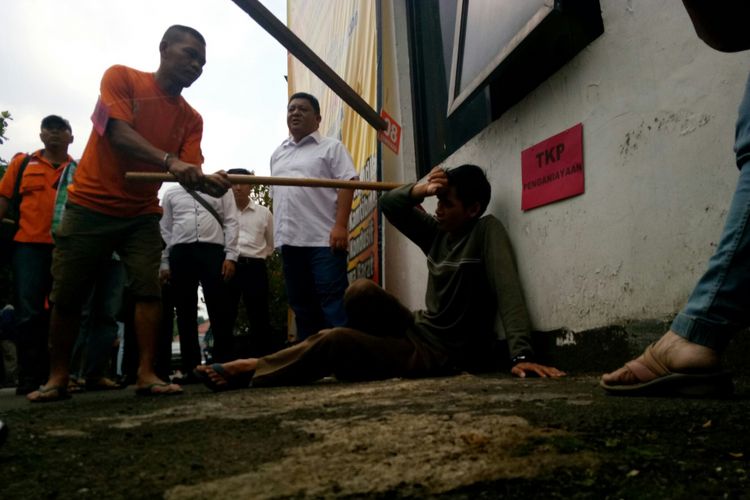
left=380, top=0, right=429, bottom=310
left=381, top=0, right=750, bottom=331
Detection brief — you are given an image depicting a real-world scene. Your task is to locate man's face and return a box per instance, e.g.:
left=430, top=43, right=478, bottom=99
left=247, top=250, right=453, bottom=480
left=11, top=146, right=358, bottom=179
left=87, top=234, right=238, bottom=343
left=287, top=98, right=321, bottom=141
left=434, top=186, right=479, bottom=235
left=232, top=183, right=251, bottom=205
left=39, top=125, right=73, bottom=150
left=160, top=33, right=206, bottom=89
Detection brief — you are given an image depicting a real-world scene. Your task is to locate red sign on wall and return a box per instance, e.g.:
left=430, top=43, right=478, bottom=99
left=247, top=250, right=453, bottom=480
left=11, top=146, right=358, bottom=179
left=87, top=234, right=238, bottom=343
left=521, top=123, right=584, bottom=211
left=378, top=109, right=401, bottom=155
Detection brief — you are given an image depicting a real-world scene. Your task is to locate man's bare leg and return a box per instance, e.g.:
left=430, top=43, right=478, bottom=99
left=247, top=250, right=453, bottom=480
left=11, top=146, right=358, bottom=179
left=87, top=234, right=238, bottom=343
left=134, top=300, right=181, bottom=394
left=601, top=330, right=720, bottom=385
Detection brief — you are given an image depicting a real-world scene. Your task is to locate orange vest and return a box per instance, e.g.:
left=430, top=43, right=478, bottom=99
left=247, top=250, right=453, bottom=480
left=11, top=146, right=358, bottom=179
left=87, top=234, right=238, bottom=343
left=0, top=150, right=71, bottom=244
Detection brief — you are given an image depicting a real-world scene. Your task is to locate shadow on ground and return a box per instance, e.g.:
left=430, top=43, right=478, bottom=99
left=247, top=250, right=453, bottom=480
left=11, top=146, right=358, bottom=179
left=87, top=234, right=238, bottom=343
left=1, top=373, right=749, bottom=499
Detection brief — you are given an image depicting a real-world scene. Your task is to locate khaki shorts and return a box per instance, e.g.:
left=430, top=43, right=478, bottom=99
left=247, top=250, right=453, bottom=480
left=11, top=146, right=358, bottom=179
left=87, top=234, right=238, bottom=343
left=51, top=203, right=162, bottom=312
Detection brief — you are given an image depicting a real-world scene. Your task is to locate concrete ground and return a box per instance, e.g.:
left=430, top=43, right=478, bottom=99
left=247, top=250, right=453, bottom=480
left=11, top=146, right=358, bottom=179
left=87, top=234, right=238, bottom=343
left=1, top=371, right=749, bottom=499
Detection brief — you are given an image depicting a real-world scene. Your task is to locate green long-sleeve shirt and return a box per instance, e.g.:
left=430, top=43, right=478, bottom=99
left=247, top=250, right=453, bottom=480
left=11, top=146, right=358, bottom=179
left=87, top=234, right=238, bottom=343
left=380, top=184, right=534, bottom=369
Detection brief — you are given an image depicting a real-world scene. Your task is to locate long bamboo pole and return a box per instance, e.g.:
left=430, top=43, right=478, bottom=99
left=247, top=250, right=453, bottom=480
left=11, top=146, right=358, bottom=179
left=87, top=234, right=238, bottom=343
left=124, top=172, right=402, bottom=191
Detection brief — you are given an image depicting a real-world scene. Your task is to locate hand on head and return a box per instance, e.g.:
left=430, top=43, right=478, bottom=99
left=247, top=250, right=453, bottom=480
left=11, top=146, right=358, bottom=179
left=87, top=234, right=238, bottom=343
left=412, top=167, right=449, bottom=199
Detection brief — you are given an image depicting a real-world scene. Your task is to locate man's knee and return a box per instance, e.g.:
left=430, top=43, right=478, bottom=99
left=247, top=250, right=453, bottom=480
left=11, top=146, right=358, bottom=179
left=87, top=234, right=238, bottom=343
left=344, top=279, right=380, bottom=306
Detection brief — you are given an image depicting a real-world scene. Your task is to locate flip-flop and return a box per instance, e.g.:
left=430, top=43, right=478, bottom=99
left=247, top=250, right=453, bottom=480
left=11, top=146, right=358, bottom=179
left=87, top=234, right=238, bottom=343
left=134, top=382, right=183, bottom=396
left=86, top=377, right=124, bottom=391
left=600, top=344, right=734, bottom=397
left=193, top=363, right=253, bottom=393
left=27, top=385, right=71, bottom=403
left=67, top=379, right=85, bottom=394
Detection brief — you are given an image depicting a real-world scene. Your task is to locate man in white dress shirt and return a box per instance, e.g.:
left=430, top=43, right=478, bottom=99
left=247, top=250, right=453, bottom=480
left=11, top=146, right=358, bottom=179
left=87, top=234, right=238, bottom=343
left=225, top=168, right=276, bottom=357
left=159, top=185, right=239, bottom=382
left=270, top=92, right=358, bottom=341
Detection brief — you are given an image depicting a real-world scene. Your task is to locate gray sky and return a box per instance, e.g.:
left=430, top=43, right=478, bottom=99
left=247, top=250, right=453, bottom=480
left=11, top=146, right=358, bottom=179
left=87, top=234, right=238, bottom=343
left=0, top=0, right=289, bottom=176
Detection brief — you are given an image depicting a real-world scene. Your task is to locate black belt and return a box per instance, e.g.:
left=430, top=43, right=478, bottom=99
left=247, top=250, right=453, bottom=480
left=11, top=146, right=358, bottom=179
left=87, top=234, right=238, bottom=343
left=237, top=256, right=264, bottom=264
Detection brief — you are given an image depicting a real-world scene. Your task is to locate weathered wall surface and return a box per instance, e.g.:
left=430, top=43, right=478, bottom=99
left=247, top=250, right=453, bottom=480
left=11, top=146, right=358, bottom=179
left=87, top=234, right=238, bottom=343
left=381, top=0, right=750, bottom=332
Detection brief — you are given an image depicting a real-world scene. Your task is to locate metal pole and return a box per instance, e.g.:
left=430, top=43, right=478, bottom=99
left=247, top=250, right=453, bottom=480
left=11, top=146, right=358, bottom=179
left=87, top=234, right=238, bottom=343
left=230, top=0, right=387, bottom=131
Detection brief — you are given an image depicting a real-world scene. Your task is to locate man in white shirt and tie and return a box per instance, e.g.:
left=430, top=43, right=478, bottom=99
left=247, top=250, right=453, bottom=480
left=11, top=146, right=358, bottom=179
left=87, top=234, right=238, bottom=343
left=160, top=185, right=239, bottom=382
left=225, top=168, right=276, bottom=357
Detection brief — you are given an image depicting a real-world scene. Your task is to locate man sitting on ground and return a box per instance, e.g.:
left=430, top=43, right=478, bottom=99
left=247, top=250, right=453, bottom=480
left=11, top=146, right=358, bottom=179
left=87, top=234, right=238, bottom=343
left=195, top=165, right=564, bottom=389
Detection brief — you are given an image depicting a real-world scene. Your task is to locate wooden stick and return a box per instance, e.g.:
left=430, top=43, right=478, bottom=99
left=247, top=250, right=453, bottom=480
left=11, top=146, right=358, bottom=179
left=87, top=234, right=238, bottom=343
left=124, top=172, right=402, bottom=191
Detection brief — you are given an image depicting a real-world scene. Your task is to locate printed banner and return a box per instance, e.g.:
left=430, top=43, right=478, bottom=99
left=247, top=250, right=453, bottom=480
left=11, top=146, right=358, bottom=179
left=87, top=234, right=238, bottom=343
left=287, top=0, right=380, bottom=283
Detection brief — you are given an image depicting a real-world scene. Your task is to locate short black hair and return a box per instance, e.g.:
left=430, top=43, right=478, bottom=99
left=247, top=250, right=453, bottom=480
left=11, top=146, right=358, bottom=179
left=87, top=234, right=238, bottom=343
left=227, top=168, right=252, bottom=175
left=446, top=164, right=491, bottom=216
left=289, top=92, right=320, bottom=115
left=163, top=25, right=206, bottom=46
left=40, top=115, right=72, bottom=132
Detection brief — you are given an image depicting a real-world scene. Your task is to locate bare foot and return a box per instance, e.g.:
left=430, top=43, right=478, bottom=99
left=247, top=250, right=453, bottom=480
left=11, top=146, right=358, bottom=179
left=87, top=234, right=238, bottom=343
left=601, top=331, right=720, bottom=386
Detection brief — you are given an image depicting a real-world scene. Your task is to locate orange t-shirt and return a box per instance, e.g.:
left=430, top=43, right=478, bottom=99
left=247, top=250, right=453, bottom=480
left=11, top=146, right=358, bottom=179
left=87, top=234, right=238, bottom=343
left=68, top=65, right=204, bottom=217
left=0, top=150, right=71, bottom=244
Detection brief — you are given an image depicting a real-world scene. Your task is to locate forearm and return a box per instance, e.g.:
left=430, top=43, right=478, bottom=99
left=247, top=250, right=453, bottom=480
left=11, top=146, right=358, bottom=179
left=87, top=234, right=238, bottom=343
left=380, top=184, right=438, bottom=253
left=107, top=119, right=175, bottom=169
left=486, top=221, right=534, bottom=359
left=682, top=0, right=750, bottom=52
left=494, top=254, right=534, bottom=359
left=379, top=183, right=420, bottom=218
left=334, top=188, right=354, bottom=228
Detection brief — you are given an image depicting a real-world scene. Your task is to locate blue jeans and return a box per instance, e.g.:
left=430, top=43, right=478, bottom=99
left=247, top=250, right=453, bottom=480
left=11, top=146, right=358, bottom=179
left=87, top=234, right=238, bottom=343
left=281, top=246, right=349, bottom=341
left=672, top=162, right=750, bottom=350
left=12, top=243, right=54, bottom=385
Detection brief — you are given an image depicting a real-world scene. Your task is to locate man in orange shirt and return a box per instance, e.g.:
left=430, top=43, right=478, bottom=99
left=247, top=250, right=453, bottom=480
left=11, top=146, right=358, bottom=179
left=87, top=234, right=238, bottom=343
left=27, top=25, right=231, bottom=402
left=0, top=115, right=75, bottom=395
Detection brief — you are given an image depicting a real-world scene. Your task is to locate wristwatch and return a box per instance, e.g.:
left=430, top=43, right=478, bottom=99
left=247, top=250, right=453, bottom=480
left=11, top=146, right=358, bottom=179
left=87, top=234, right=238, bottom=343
left=511, top=354, right=532, bottom=365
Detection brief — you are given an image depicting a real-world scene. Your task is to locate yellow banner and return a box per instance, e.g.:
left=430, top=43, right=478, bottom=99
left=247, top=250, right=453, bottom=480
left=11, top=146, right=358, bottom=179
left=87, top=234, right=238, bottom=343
left=287, top=0, right=380, bottom=283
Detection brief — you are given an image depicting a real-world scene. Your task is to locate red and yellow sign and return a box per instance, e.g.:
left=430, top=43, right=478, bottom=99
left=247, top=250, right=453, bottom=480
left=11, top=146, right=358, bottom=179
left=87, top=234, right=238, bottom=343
left=287, top=0, right=380, bottom=283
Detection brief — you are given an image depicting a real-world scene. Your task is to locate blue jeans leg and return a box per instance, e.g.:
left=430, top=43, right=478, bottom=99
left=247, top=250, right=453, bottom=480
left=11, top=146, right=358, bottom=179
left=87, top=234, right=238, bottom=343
left=310, top=247, right=349, bottom=329
left=671, top=162, right=750, bottom=350
left=282, top=246, right=349, bottom=341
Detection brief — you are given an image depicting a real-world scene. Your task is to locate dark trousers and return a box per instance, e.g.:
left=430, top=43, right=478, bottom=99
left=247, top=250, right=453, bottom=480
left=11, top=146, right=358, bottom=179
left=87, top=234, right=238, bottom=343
left=70, top=258, right=125, bottom=380
left=252, top=279, right=449, bottom=387
left=224, top=257, right=277, bottom=358
left=12, top=243, right=53, bottom=388
left=169, top=243, right=230, bottom=372
left=156, top=281, right=175, bottom=381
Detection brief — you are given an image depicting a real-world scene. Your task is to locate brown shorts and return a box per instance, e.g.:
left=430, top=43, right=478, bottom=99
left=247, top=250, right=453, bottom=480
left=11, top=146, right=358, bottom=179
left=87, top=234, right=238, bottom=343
left=51, top=203, right=162, bottom=312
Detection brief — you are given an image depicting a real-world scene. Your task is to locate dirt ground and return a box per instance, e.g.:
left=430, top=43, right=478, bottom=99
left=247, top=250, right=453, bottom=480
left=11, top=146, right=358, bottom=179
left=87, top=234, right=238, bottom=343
left=1, top=373, right=749, bottom=499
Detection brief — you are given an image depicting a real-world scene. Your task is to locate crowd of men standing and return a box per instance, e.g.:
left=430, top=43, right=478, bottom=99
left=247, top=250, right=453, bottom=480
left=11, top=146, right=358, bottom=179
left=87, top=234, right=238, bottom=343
left=0, top=25, right=356, bottom=400
left=2, top=22, right=568, bottom=404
